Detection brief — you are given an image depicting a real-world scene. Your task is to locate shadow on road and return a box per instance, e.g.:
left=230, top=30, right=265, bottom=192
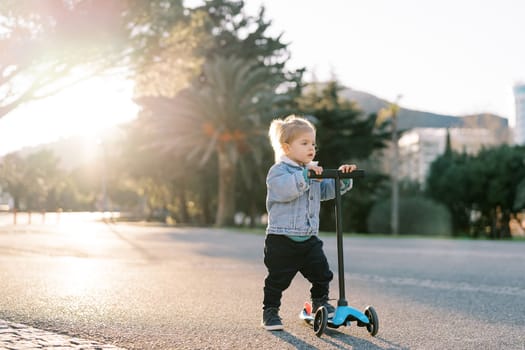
left=270, top=328, right=405, bottom=350
left=166, top=228, right=265, bottom=262
left=270, top=330, right=319, bottom=349
left=320, top=328, right=406, bottom=350
left=104, top=222, right=159, bottom=262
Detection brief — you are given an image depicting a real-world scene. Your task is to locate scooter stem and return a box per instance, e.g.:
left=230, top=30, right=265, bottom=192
left=308, top=169, right=366, bottom=306
left=334, top=175, right=348, bottom=306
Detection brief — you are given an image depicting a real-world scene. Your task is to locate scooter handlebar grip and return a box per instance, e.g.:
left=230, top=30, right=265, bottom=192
left=308, top=169, right=366, bottom=179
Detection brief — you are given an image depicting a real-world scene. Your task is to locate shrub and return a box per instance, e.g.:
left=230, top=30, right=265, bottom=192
left=367, top=196, right=452, bottom=235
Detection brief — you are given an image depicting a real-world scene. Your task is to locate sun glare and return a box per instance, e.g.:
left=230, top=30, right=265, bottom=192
left=0, top=74, right=138, bottom=156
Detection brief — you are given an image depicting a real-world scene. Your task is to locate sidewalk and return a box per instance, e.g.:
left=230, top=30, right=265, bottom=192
left=0, top=319, right=126, bottom=350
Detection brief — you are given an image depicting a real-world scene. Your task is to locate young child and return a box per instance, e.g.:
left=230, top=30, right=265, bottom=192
left=262, top=114, right=357, bottom=331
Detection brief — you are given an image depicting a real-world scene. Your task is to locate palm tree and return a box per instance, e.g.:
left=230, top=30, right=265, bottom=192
left=136, top=55, right=285, bottom=226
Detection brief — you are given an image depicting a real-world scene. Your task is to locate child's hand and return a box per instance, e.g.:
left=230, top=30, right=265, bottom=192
left=307, top=164, right=323, bottom=181
left=339, top=164, right=357, bottom=173
left=308, top=164, right=323, bottom=175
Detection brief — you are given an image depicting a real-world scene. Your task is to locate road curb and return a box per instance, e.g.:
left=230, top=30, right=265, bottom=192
left=0, top=319, right=126, bottom=350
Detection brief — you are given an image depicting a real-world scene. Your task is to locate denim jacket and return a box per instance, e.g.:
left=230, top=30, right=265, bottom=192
left=266, top=156, right=352, bottom=236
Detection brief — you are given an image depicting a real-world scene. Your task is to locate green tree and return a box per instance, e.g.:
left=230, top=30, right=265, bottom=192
left=185, top=0, right=305, bottom=226
left=130, top=0, right=209, bottom=97
left=474, top=145, right=525, bottom=238
left=0, top=150, right=62, bottom=212
left=0, top=153, right=27, bottom=210
left=64, top=165, right=99, bottom=211
left=191, top=0, right=303, bottom=86
left=130, top=0, right=302, bottom=226
left=426, top=151, right=471, bottom=234
left=116, top=121, right=203, bottom=222
left=23, top=150, right=62, bottom=211
left=427, top=145, right=525, bottom=238
left=367, top=196, right=452, bottom=235
left=514, top=178, right=525, bottom=211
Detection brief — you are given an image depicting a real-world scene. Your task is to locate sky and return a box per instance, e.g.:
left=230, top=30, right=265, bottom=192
left=1, top=0, right=524, bottom=156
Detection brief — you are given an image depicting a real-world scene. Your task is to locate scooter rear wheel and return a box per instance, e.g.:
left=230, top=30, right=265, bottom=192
left=313, top=306, right=328, bottom=337
left=364, top=306, right=379, bottom=336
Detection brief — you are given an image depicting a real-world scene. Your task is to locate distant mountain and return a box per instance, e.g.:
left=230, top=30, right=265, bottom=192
left=340, top=88, right=509, bottom=132
left=13, top=126, right=125, bottom=170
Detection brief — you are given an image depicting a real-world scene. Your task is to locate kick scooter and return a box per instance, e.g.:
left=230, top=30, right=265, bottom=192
left=299, top=169, right=379, bottom=337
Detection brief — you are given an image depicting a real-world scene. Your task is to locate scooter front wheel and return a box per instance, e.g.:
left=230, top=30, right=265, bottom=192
left=313, top=306, right=328, bottom=337
left=364, top=306, right=379, bottom=336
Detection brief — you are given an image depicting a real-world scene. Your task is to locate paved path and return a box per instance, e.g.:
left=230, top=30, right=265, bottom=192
left=0, top=319, right=125, bottom=350
left=1, top=218, right=525, bottom=349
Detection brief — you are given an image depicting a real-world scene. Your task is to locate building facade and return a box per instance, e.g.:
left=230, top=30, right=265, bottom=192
left=514, top=83, right=525, bottom=145
left=398, top=128, right=501, bottom=186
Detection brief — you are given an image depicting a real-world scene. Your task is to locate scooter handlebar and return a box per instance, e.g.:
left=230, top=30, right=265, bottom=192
left=308, top=169, right=365, bottom=179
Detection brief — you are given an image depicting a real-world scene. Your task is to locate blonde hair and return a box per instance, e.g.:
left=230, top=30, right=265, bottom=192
left=268, top=115, right=316, bottom=162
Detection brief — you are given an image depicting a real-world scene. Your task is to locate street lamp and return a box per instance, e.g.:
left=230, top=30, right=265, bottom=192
left=390, top=94, right=402, bottom=235
left=97, top=138, right=108, bottom=215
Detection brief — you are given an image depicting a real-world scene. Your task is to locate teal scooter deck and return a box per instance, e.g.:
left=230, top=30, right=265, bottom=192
left=300, top=301, right=378, bottom=336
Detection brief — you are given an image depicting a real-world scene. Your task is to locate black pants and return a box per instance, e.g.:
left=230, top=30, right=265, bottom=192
left=263, top=234, right=333, bottom=310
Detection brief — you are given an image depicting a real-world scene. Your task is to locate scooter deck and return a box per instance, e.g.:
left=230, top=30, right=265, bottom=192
left=299, top=302, right=370, bottom=329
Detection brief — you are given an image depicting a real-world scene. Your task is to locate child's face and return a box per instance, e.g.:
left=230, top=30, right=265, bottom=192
left=283, top=131, right=316, bottom=166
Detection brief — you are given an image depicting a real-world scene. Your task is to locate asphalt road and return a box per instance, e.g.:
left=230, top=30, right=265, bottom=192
left=0, top=217, right=524, bottom=349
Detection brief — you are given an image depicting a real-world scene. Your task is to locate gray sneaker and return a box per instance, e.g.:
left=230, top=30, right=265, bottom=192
left=262, top=307, right=284, bottom=331
left=312, top=297, right=335, bottom=318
